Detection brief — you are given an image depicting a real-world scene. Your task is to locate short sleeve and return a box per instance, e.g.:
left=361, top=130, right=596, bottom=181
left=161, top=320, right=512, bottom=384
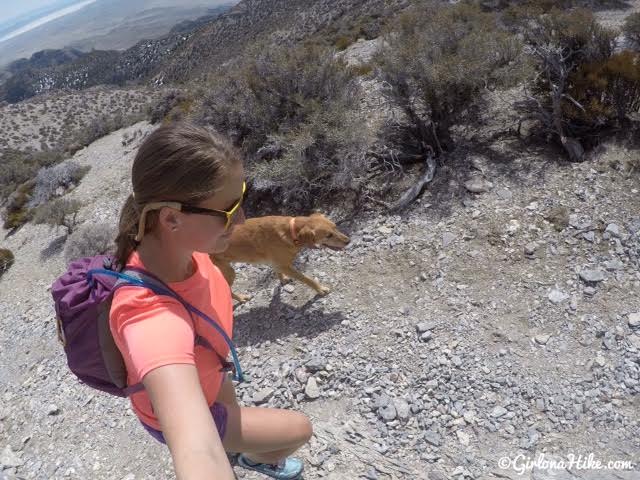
left=110, top=292, right=196, bottom=380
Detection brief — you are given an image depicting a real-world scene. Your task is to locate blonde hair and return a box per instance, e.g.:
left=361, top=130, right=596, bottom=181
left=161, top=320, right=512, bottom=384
left=115, top=122, right=242, bottom=267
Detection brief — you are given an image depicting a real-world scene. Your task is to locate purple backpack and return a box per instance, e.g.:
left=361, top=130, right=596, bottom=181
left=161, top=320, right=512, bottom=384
left=52, top=255, right=244, bottom=397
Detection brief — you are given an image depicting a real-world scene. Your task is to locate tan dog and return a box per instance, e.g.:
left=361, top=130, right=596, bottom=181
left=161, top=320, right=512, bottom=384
left=211, top=213, right=350, bottom=302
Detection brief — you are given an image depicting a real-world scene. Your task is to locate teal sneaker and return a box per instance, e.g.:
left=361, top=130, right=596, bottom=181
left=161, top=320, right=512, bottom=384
left=237, top=454, right=304, bottom=479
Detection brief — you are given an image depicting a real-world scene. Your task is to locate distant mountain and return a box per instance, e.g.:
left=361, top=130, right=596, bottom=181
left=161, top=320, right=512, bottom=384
left=155, top=0, right=403, bottom=84
left=0, top=0, right=406, bottom=104
left=0, top=0, right=236, bottom=67
left=6, top=48, right=85, bottom=72
left=0, top=4, right=232, bottom=103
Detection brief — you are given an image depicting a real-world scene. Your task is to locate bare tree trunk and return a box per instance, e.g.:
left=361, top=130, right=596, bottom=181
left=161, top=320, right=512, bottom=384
left=394, top=79, right=444, bottom=157
left=542, top=47, right=585, bottom=162
left=391, top=154, right=437, bottom=211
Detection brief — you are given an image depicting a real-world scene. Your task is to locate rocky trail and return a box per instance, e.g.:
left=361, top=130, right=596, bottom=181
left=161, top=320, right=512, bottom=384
left=0, top=119, right=639, bottom=480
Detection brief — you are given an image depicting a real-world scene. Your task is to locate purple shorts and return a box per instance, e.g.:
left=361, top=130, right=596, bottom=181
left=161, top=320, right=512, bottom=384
left=141, top=402, right=228, bottom=444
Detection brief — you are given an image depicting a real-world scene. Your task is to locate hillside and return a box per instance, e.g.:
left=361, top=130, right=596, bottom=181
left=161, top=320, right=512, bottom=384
left=0, top=0, right=404, bottom=103
left=0, top=86, right=164, bottom=151
left=0, top=0, right=640, bottom=479
left=154, top=0, right=405, bottom=83
left=0, top=3, right=234, bottom=103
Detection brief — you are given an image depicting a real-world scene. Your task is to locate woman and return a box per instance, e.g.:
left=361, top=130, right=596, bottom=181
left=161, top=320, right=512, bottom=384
left=109, top=122, right=312, bottom=480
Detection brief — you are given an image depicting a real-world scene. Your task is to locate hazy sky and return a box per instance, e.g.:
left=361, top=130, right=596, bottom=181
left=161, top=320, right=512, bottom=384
left=1, top=0, right=67, bottom=23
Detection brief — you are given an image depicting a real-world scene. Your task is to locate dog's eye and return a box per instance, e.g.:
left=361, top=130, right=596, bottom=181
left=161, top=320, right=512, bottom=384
left=327, top=233, right=333, bottom=238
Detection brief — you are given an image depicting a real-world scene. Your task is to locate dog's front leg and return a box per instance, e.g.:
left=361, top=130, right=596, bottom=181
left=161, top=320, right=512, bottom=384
left=277, top=266, right=330, bottom=295
left=214, top=258, right=252, bottom=303
left=277, top=271, right=291, bottom=283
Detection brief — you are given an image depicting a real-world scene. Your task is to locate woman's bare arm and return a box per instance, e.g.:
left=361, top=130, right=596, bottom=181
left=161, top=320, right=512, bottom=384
left=143, top=364, right=235, bottom=480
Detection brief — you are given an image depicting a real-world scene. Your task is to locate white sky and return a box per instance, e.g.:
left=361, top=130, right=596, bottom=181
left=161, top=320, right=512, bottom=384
left=0, top=0, right=63, bottom=24
left=0, top=0, right=96, bottom=42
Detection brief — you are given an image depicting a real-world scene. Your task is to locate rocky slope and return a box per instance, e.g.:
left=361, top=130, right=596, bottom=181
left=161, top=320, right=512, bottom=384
left=0, top=86, right=163, bottom=151
left=0, top=109, right=639, bottom=480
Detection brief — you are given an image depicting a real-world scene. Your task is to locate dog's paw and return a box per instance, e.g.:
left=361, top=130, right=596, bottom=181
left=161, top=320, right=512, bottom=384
left=233, top=293, right=252, bottom=303
left=317, top=285, right=331, bottom=295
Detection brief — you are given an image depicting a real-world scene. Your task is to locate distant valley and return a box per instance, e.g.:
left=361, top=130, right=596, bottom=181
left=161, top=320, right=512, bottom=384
left=0, top=0, right=236, bottom=67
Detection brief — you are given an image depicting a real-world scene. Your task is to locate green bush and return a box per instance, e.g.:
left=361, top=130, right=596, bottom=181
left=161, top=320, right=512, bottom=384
left=377, top=1, right=524, bottom=155
left=197, top=42, right=367, bottom=208
left=568, top=51, right=640, bottom=126
left=0, top=248, right=14, bottom=277
left=501, top=0, right=575, bottom=21
left=335, top=35, right=353, bottom=51
left=32, top=198, right=82, bottom=235
left=623, top=12, right=640, bottom=49
left=71, top=112, right=146, bottom=147
left=517, top=8, right=623, bottom=158
left=2, top=180, right=35, bottom=230
left=350, top=63, right=374, bottom=77
left=147, top=90, right=192, bottom=124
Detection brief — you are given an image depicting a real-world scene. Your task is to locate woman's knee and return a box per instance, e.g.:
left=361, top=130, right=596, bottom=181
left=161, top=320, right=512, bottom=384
left=292, top=411, right=313, bottom=445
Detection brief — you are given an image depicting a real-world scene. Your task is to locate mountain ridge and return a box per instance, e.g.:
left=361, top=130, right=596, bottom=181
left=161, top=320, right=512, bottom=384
left=0, top=0, right=405, bottom=103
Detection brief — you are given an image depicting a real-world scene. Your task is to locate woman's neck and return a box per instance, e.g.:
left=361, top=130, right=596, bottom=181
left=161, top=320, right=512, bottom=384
left=136, top=234, right=195, bottom=283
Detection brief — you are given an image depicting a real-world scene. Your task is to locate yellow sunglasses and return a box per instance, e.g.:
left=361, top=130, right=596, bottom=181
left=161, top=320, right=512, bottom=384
left=135, top=182, right=246, bottom=242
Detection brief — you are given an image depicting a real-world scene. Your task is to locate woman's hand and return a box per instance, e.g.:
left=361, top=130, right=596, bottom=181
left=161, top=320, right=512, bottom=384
left=143, top=364, right=235, bottom=480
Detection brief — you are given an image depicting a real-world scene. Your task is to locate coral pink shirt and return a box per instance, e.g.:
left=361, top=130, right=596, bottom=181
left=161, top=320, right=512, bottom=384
left=109, top=251, right=233, bottom=430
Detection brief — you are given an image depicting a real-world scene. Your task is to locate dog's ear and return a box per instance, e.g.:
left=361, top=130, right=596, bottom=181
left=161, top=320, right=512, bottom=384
left=310, top=211, right=323, bottom=217
left=298, top=225, right=316, bottom=245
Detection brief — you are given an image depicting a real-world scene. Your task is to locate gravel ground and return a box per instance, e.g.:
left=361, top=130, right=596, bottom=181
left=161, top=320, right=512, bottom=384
left=0, top=116, right=639, bottom=480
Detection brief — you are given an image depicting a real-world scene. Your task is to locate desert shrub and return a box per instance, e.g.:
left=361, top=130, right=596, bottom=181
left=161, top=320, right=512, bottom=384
left=2, top=180, right=35, bottom=230
left=335, top=35, right=353, bottom=51
left=377, top=1, right=523, bottom=156
left=0, top=248, right=14, bottom=277
left=198, top=42, right=367, bottom=208
left=71, top=112, right=146, bottom=147
left=147, top=90, right=194, bottom=124
left=32, top=198, right=81, bottom=235
left=1, top=75, right=36, bottom=103
left=623, top=12, right=640, bottom=49
left=64, top=223, right=115, bottom=263
left=28, top=161, right=90, bottom=208
left=0, top=148, right=63, bottom=202
left=500, top=0, right=576, bottom=19
left=351, top=63, right=374, bottom=76
left=567, top=51, right=640, bottom=126
left=516, top=8, right=622, bottom=159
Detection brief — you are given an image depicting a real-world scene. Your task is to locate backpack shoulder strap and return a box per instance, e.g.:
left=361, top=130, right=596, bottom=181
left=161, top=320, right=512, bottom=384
left=88, top=267, right=244, bottom=382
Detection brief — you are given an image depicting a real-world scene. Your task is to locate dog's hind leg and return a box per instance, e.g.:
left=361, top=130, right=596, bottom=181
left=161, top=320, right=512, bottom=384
left=213, top=258, right=251, bottom=303
left=276, top=265, right=330, bottom=296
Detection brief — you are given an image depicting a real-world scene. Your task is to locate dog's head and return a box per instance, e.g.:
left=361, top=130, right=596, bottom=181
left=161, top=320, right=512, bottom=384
left=298, top=213, right=350, bottom=251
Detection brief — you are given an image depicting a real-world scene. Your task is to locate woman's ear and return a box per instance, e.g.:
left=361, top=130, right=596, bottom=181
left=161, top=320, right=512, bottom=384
left=159, top=207, right=181, bottom=232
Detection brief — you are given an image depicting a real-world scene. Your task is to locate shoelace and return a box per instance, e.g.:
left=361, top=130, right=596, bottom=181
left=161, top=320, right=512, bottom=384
left=245, top=458, right=286, bottom=470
